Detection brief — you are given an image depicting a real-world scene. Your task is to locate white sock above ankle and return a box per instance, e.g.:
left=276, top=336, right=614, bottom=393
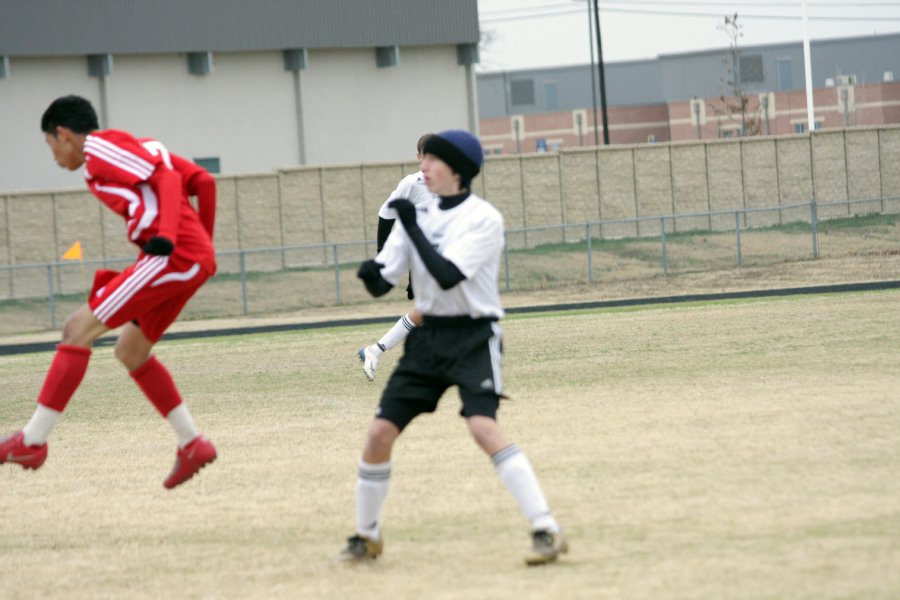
left=22, top=404, right=61, bottom=446
left=378, top=314, right=416, bottom=351
left=166, top=403, right=200, bottom=448
left=492, top=444, right=560, bottom=533
left=356, top=459, right=392, bottom=539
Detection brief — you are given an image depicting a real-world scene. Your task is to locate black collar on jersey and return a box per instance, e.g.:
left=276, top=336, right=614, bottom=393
left=439, top=191, right=469, bottom=210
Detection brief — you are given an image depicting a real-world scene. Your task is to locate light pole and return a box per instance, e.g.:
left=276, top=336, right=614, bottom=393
left=585, top=0, right=599, bottom=145
left=592, top=0, right=610, bottom=144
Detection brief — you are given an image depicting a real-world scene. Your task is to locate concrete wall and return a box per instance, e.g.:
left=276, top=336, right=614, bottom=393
left=0, top=46, right=473, bottom=193
left=3, top=126, right=899, bottom=272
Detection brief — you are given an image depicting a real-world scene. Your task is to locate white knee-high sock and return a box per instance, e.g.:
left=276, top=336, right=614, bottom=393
left=166, top=403, right=200, bottom=448
left=356, top=459, right=392, bottom=539
left=377, top=314, right=417, bottom=351
left=492, top=444, right=560, bottom=533
left=22, top=404, right=62, bottom=446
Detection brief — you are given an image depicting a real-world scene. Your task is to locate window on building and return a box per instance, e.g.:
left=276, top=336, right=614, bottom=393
left=739, top=54, right=764, bottom=84
left=510, top=79, right=535, bottom=106
left=194, top=157, right=221, bottom=174
left=776, top=57, right=792, bottom=91
left=792, top=121, right=823, bottom=134
left=544, top=82, right=558, bottom=111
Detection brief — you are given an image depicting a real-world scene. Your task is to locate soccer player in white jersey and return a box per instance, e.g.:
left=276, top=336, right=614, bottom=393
left=340, top=130, right=568, bottom=566
left=357, top=134, right=437, bottom=381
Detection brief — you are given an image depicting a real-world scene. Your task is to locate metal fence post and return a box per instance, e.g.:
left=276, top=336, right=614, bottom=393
left=810, top=199, right=819, bottom=258
left=660, top=217, right=668, bottom=275
left=586, top=223, right=594, bottom=284
left=333, top=244, right=342, bottom=304
left=735, top=211, right=743, bottom=267
left=47, top=264, right=56, bottom=329
left=239, top=249, right=248, bottom=315
left=503, top=232, right=510, bottom=292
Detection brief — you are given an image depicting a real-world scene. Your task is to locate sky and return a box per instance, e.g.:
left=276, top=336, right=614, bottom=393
left=476, top=0, right=900, bottom=72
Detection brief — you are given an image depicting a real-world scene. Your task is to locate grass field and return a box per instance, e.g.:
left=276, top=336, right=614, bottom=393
left=2, top=291, right=900, bottom=599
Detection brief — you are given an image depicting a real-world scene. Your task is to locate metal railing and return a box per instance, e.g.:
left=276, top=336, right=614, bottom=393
left=1, top=195, right=898, bottom=331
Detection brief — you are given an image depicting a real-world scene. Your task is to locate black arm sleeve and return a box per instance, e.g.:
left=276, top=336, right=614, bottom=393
left=405, top=226, right=466, bottom=290
left=376, top=217, right=395, bottom=253
left=357, top=260, right=394, bottom=297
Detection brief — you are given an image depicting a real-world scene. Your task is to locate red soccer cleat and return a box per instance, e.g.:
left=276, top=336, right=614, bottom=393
left=0, top=431, right=48, bottom=470
left=163, top=435, right=217, bottom=489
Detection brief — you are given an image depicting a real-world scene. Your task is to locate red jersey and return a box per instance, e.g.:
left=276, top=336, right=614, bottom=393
left=83, top=129, right=216, bottom=273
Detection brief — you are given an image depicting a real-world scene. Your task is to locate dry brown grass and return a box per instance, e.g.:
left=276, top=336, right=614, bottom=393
left=4, top=212, right=900, bottom=338
left=2, top=290, right=900, bottom=599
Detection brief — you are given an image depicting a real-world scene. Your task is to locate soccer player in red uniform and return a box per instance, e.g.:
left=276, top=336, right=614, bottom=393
left=0, top=95, right=217, bottom=489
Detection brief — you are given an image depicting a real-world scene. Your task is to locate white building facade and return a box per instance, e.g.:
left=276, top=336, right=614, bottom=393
left=0, top=0, right=480, bottom=192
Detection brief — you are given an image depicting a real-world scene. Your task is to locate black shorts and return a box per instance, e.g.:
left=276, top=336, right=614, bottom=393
left=376, top=316, right=504, bottom=432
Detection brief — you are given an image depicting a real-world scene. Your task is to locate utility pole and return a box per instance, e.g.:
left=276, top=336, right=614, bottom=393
left=592, top=0, right=610, bottom=145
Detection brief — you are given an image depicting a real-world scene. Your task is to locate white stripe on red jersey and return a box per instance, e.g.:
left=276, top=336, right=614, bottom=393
left=131, top=184, right=159, bottom=241
left=151, top=262, right=201, bottom=287
left=94, top=256, right=168, bottom=322
left=85, top=136, right=155, bottom=180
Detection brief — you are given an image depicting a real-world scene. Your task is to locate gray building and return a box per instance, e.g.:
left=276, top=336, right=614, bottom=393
left=478, top=32, right=900, bottom=118
left=0, top=0, right=480, bottom=192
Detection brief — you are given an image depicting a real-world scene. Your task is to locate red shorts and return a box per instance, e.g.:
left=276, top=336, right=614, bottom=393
left=89, top=253, right=210, bottom=342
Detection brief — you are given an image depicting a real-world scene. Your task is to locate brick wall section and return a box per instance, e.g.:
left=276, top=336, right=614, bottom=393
left=321, top=166, right=365, bottom=250
left=481, top=156, right=526, bottom=247
left=634, top=145, right=673, bottom=236
left=521, top=154, right=564, bottom=246
left=598, top=148, right=637, bottom=238
left=811, top=132, right=851, bottom=219
left=236, top=174, right=282, bottom=271
left=52, top=191, right=103, bottom=293
left=279, top=168, right=326, bottom=268
left=0, top=196, right=9, bottom=295
left=742, top=140, right=781, bottom=228
left=559, top=148, right=600, bottom=241
left=705, top=142, right=744, bottom=230
left=671, top=144, right=711, bottom=232
left=775, top=137, right=814, bottom=225
left=53, top=191, right=102, bottom=260
left=9, top=193, right=56, bottom=295
left=879, top=128, right=900, bottom=204
left=845, top=130, right=883, bottom=215
left=3, top=126, right=900, bottom=268
left=210, top=176, right=241, bottom=273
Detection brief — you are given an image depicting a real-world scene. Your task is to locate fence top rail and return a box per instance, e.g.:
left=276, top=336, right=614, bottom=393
left=2, top=195, right=898, bottom=271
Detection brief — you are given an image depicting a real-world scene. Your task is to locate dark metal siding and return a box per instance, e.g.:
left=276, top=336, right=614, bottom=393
left=478, top=33, right=900, bottom=118
left=0, top=0, right=479, bottom=55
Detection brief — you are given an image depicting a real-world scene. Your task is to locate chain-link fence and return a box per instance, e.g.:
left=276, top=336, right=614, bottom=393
left=2, top=196, right=899, bottom=335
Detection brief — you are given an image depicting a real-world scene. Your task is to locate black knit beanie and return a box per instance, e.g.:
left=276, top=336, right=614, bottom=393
left=422, top=129, right=484, bottom=188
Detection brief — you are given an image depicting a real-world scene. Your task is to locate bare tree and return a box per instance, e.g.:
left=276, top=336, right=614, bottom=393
left=476, top=29, right=500, bottom=73
left=714, top=14, right=763, bottom=137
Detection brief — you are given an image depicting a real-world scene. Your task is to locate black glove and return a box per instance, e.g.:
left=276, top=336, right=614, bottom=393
left=357, top=259, right=393, bottom=297
left=388, top=198, right=418, bottom=231
left=142, top=236, right=174, bottom=256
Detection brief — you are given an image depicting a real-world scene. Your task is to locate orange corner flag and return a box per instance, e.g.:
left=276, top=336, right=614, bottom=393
left=62, top=241, right=83, bottom=261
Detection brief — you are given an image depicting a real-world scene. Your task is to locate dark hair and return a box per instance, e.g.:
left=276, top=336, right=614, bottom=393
left=417, top=133, right=435, bottom=155
left=41, top=95, right=99, bottom=135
